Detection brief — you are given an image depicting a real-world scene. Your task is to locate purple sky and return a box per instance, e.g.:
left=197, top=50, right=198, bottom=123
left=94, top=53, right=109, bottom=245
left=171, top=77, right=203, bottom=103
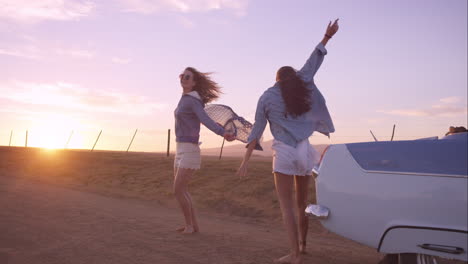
left=1, top=0, right=466, bottom=151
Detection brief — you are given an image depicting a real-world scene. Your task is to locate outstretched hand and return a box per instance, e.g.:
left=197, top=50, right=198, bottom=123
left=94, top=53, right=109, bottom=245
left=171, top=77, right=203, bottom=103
left=218, top=122, right=236, bottom=142
left=326, top=19, right=339, bottom=38
left=223, top=132, right=236, bottom=142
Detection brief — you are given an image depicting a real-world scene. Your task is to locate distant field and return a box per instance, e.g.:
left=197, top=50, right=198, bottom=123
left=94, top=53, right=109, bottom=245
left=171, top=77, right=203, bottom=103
left=202, top=139, right=329, bottom=157
left=0, top=146, right=317, bottom=221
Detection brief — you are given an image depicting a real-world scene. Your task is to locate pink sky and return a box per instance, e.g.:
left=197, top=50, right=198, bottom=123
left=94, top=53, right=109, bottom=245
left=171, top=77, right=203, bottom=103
left=1, top=0, right=467, bottom=152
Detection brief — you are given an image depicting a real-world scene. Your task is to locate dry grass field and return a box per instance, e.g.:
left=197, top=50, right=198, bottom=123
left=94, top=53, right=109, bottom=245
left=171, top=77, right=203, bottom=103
left=0, top=146, right=293, bottom=221
left=1, top=146, right=463, bottom=264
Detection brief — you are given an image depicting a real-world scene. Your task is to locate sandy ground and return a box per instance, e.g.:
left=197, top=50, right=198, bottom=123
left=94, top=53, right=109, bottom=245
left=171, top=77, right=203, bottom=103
left=0, top=176, right=384, bottom=264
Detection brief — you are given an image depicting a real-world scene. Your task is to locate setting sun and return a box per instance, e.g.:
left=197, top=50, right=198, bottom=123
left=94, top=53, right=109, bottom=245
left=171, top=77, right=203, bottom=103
left=28, top=114, right=85, bottom=149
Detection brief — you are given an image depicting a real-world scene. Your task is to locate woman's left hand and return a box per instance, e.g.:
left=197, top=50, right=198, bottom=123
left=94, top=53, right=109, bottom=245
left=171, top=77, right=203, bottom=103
left=223, top=132, right=236, bottom=141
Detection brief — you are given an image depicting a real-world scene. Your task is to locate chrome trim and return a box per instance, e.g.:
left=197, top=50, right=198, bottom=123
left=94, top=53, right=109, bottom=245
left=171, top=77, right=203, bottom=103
left=312, top=166, right=319, bottom=179
left=362, top=169, right=468, bottom=179
left=377, top=225, right=468, bottom=252
left=415, top=253, right=438, bottom=264
left=305, top=204, right=330, bottom=220
left=418, top=244, right=465, bottom=255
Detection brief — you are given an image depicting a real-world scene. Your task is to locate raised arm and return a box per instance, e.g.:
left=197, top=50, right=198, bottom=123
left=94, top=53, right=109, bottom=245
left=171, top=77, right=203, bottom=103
left=321, top=19, right=339, bottom=46
left=297, top=19, right=339, bottom=83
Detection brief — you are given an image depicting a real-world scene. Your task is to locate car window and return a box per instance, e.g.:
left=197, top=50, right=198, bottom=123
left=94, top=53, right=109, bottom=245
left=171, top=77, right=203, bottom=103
left=346, top=139, right=468, bottom=176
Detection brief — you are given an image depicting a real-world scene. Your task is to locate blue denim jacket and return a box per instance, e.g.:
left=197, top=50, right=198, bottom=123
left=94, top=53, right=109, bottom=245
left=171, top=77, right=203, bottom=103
left=174, top=92, right=225, bottom=143
left=247, top=43, right=335, bottom=148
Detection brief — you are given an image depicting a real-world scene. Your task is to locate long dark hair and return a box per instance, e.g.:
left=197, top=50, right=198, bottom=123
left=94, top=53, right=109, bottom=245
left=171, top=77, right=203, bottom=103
left=276, top=66, right=311, bottom=118
left=186, top=67, right=221, bottom=104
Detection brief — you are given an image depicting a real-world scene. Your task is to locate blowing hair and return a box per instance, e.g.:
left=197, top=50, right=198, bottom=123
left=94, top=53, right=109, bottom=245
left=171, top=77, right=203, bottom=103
left=186, top=67, right=222, bottom=104
left=276, top=66, right=311, bottom=118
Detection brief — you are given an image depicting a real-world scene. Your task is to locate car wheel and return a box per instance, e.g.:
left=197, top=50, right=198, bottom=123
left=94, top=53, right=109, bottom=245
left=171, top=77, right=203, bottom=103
left=378, top=254, right=438, bottom=264
left=378, top=254, right=399, bottom=264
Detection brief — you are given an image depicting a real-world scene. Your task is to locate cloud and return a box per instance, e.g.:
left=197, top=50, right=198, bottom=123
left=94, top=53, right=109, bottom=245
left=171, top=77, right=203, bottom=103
left=0, top=34, right=43, bottom=59
left=176, top=15, right=195, bottom=28
left=1, top=41, right=95, bottom=61
left=0, top=0, right=95, bottom=23
left=119, top=0, right=249, bottom=16
left=363, top=118, right=386, bottom=124
left=0, top=48, right=41, bottom=59
left=20, top=34, right=39, bottom=42
left=111, top=57, right=131, bottom=64
left=439, top=97, right=461, bottom=104
left=0, top=81, right=167, bottom=115
left=57, top=48, right=95, bottom=59
left=378, top=96, right=467, bottom=117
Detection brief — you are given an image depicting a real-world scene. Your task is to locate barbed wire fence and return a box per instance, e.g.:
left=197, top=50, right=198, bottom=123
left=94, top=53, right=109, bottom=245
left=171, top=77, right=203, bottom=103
left=0, top=125, right=458, bottom=159
left=1, top=128, right=176, bottom=156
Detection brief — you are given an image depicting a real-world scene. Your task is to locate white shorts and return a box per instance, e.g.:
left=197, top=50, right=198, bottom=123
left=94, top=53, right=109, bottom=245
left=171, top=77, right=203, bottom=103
left=272, top=139, right=320, bottom=176
left=174, top=142, right=201, bottom=170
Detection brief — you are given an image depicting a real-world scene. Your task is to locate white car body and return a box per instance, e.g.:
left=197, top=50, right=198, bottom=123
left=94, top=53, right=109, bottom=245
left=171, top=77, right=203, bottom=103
left=309, top=133, right=468, bottom=261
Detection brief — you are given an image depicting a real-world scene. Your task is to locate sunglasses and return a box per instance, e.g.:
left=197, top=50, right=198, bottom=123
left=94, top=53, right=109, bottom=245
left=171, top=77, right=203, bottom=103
left=179, top=74, right=192, bottom=81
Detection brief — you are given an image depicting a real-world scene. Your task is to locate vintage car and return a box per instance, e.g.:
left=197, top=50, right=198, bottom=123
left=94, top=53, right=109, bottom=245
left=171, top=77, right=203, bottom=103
left=306, top=132, right=468, bottom=264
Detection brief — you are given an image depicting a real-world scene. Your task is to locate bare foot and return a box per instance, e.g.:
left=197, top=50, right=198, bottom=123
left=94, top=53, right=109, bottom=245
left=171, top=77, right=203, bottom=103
left=274, top=254, right=302, bottom=264
left=176, top=225, right=199, bottom=233
left=181, top=226, right=196, bottom=234
left=299, top=241, right=307, bottom=254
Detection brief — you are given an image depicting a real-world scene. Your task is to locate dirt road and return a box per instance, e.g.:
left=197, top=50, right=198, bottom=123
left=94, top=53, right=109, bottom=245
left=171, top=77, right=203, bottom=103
left=0, top=176, right=383, bottom=264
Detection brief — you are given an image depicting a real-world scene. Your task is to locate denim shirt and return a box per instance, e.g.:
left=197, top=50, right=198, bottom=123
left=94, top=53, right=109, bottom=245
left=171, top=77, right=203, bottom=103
left=174, top=91, right=225, bottom=143
left=247, top=43, right=335, bottom=148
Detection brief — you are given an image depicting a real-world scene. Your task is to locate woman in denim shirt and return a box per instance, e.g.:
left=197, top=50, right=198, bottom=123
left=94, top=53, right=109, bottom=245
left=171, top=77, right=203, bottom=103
left=237, top=20, right=339, bottom=264
left=174, top=67, right=234, bottom=234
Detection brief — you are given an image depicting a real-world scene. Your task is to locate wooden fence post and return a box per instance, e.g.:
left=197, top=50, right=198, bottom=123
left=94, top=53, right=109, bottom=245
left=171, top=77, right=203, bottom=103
left=126, top=129, right=138, bottom=153
left=91, top=130, right=102, bottom=152
left=65, top=130, right=74, bottom=149
left=219, top=138, right=225, bottom=160
left=390, top=124, right=396, bottom=141
left=166, top=129, right=170, bottom=157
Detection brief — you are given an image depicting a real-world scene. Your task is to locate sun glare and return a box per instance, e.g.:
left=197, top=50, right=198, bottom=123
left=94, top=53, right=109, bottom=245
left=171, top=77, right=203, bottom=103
left=29, top=114, right=85, bottom=149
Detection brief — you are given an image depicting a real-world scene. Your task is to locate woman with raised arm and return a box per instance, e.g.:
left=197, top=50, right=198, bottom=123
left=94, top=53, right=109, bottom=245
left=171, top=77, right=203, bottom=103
left=237, top=20, right=339, bottom=263
left=174, top=67, right=234, bottom=234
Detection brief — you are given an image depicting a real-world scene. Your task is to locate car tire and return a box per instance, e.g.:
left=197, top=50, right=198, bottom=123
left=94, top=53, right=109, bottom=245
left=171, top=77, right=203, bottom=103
left=378, top=253, right=438, bottom=264
left=378, top=254, right=399, bottom=264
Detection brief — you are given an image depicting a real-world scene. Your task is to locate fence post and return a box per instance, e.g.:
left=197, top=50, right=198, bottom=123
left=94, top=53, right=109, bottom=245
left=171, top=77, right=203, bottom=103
left=370, top=130, right=378, bottom=142
left=219, top=138, right=225, bottom=160
left=9, top=130, right=12, bottom=146
left=65, top=130, right=74, bottom=149
left=91, top=130, right=102, bottom=152
left=126, top=129, right=138, bottom=153
left=25, top=130, right=28, bottom=147
left=166, top=129, right=170, bottom=157
left=390, top=124, right=396, bottom=141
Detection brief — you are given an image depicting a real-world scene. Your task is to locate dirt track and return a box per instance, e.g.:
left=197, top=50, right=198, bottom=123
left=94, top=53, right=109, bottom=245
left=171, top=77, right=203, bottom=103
left=0, top=176, right=384, bottom=264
